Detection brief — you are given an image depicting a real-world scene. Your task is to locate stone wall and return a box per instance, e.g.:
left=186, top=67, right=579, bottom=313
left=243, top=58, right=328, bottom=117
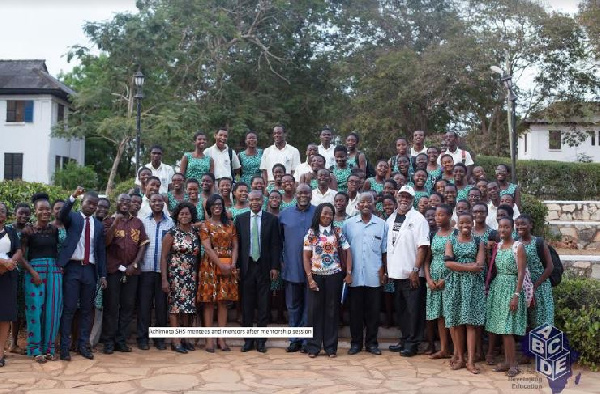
left=544, top=201, right=600, bottom=250
left=545, top=201, right=600, bottom=221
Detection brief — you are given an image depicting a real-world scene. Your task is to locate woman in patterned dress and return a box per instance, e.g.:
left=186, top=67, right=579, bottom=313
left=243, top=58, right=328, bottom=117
left=303, top=203, right=352, bottom=358
left=424, top=204, right=453, bottom=360
left=280, top=174, right=297, bottom=211
left=198, top=194, right=239, bottom=352
left=332, top=146, right=353, bottom=192
left=345, top=132, right=366, bottom=170
left=515, top=215, right=554, bottom=328
left=266, top=164, right=285, bottom=194
left=363, top=160, right=388, bottom=192
left=444, top=212, right=486, bottom=374
left=485, top=217, right=527, bottom=378
left=228, top=182, right=250, bottom=221
left=180, top=131, right=214, bottom=180
left=454, top=163, right=472, bottom=202
left=238, top=131, right=263, bottom=185
left=496, top=164, right=521, bottom=209
left=160, top=202, right=200, bottom=354
left=167, top=173, right=188, bottom=212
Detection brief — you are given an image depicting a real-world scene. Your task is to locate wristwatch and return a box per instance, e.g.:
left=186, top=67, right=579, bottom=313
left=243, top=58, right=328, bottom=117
left=412, top=267, right=420, bottom=273
left=347, top=270, right=352, bottom=275
left=133, top=263, right=138, bottom=269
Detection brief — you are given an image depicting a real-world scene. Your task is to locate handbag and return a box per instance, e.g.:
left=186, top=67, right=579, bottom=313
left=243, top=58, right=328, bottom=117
left=507, top=241, right=534, bottom=307
left=484, top=243, right=498, bottom=295
left=216, top=257, right=233, bottom=276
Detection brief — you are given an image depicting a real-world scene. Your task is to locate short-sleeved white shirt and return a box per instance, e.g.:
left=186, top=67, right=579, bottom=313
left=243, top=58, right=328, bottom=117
left=205, top=144, right=241, bottom=179
left=260, top=143, right=301, bottom=181
left=385, top=208, right=430, bottom=279
left=318, top=144, right=335, bottom=169
left=437, top=147, right=474, bottom=166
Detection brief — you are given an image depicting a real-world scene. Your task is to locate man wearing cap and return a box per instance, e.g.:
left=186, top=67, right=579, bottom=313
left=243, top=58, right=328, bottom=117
left=385, top=185, right=430, bottom=357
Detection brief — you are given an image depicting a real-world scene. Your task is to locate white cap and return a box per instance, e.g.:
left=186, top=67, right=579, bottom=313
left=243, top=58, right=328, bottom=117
left=398, top=185, right=415, bottom=197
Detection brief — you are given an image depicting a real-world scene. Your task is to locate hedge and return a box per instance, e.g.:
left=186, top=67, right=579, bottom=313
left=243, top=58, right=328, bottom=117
left=476, top=156, right=600, bottom=200
left=0, top=180, right=71, bottom=217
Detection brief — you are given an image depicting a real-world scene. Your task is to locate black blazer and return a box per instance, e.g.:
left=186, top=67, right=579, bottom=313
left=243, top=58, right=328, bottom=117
left=234, top=210, right=282, bottom=276
left=57, top=198, right=107, bottom=278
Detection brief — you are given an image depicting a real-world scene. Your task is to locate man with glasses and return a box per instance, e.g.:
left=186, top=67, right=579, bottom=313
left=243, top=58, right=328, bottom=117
left=135, top=145, right=174, bottom=194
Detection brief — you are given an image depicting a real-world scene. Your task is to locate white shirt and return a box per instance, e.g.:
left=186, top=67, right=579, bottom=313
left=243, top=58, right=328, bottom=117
left=437, top=147, right=474, bottom=166
left=294, top=161, right=312, bottom=181
left=410, top=146, right=428, bottom=157
left=138, top=195, right=169, bottom=219
left=69, top=196, right=96, bottom=264
left=135, top=162, right=175, bottom=194
left=486, top=201, right=521, bottom=230
left=311, top=188, right=336, bottom=206
left=260, top=143, right=301, bottom=181
left=385, top=208, right=430, bottom=279
left=205, top=144, right=241, bottom=179
left=346, top=194, right=359, bottom=217
left=318, top=144, right=335, bottom=169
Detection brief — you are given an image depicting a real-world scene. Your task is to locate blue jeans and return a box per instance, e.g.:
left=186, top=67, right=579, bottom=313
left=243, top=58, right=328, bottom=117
left=285, top=280, right=309, bottom=345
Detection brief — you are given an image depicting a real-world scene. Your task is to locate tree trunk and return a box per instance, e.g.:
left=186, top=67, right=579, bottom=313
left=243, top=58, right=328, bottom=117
left=105, top=137, right=130, bottom=196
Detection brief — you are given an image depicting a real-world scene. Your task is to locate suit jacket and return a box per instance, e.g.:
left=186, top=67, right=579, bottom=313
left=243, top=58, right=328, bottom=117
left=57, top=197, right=107, bottom=278
left=235, top=210, right=282, bottom=277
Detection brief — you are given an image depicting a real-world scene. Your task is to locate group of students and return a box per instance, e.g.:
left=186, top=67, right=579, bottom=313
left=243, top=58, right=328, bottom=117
left=0, top=126, right=554, bottom=379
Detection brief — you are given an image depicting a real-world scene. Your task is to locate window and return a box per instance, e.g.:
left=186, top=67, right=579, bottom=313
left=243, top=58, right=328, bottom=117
left=524, top=133, right=528, bottom=153
left=588, top=131, right=596, bottom=146
left=4, top=153, right=23, bottom=180
left=549, top=130, right=561, bottom=150
left=6, top=100, right=34, bottom=122
left=57, top=104, right=65, bottom=123
left=55, top=156, right=73, bottom=171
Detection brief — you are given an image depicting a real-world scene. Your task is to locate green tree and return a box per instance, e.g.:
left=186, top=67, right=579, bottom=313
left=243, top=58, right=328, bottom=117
left=52, top=161, right=99, bottom=191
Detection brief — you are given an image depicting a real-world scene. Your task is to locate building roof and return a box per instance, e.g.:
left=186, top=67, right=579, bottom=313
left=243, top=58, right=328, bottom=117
left=0, top=59, right=74, bottom=101
left=525, top=101, right=600, bottom=125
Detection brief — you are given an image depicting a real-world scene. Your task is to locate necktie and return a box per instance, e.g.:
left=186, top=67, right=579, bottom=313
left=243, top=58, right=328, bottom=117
left=83, top=217, right=91, bottom=264
left=251, top=214, right=260, bottom=261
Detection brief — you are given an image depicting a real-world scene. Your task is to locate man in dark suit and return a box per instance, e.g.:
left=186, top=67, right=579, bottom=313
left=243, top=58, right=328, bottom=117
left=58, top=187, right=107, bottom=361
left=235, top=190, right=282, bottom=353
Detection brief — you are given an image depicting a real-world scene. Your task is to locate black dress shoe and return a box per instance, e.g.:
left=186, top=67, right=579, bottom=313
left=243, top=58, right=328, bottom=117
left=183, top=342, right=196, bottom=351
left=241, top=341, right=255, bottom=352
left=79, top=347, right=95, bottom=360
left=286, top=342, right=302, bottom=353
left=366, top=346, right=382, bottom=355
left=155, top=342, right=167, bottom=351
left=60, top=350, right=71, bottom=361
left=389, top=342, right=404, bottom=352
left=115, top=344, right=132, bottom=352
left=171, top=344, right=188, bottom=354
left=256, top=342, right=267, bottom=353
left=102, top=345, right=114, bottom=355
left=347, top=345, right=362, bottom=355
left=400, top=348, right=417, bottom=357
left=138, top=343, right=150, bottom=351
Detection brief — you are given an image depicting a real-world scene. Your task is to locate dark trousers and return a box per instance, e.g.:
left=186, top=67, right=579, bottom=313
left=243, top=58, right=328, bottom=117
left=349, top=285, right=381, bottom=348
left=306, top=272, right=343, bottom=354
left=136, top=271, right=167, bottom=346
left=394, top=278, right=426, bottom=352
left=60, top=261, right=96, bottom=351
left=241, top=259, right=270, bottom=345
left=102, top=272, right=138, bottom=347
left=285, top=280, right=309, bottom=345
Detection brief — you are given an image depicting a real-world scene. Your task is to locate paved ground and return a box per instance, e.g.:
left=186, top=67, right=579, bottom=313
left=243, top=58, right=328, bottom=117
left=0, top=344, right=597, bottom=393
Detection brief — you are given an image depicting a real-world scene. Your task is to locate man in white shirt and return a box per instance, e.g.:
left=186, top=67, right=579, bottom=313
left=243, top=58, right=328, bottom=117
left=205, top=128, right=241, bottom=180
left=138, top=177, right=169, bottom=218
left=261, top=125, right=301, bottom=183
left=345, top=174, right=361, bottom=217
left=311, top=169, right=337, bottom=206
left=437, top=131, right=475, bottom=176
left=295, top=143, right=318, bottom=181
left=318, top=127, right=335, bottom=169
left=134, top=145, right=174, bottom=194
left=486, top=181, right=520, bottom=229
left=385, top=186, right=430, bottom=357
left=410, top=130, right=428, bottom=157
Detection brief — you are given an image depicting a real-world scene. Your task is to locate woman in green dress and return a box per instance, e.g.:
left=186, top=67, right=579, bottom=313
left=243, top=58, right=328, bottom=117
left=515, top=215, right=554, bottom=327
left=345, top=132, right=366, bottom=170
left=238, top=131, right=263, bottom=185
left=333, top=192, right=349, bottom=228
left=411, top=169, right=430, bottom=209
left=331, top=146, right=353, bottom=192
left=363, top=160, right=388, bottom=192
left=280, top=174, right=297, bottom=211
left=453, top=163, right=472, bottom=202
left=167, top=173, right=188, bottom=212
left=388, top=137, right=409, bottom=176
left=227, top=182, right=250, bottom=221
left=444, top=212, right=486, bottom=374
left=266, top=164, right=285, bottom=194
left=440, top=154, right=455, bottom=185
left=485, top=217, right=527, bottom=378
left=426, top=147, right=442, bottom=190
left=186, top=178, right=205, bottom=222
left=180, top=131, right=214, bottom=180
left=424, top=204, right=453, bottom=359
left=496, top=164, right=522, bottom=209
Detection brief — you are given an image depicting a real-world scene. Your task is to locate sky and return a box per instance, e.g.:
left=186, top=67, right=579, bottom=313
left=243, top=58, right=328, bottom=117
left=0, top=0, right=582, bottom=77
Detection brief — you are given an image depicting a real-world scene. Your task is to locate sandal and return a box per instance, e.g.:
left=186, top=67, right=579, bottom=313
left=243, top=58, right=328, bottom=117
left=429, top=351, right=451, bottom=360
left=506, top=367, right=520, bottom=377
left=466, top=363, right=481, bottom=374
left=45, top=354, right=58, bottom=361
left=9, top=346, right=25, bottom=355
left=0, top=357, right=5, bottom=367
left=34, top=355, right=47, bottom=364
left=492, top=363, right=510, bottom=372
left=485, top=355, right=495, bottom=365
left=450, top=360, right=466, bottom=370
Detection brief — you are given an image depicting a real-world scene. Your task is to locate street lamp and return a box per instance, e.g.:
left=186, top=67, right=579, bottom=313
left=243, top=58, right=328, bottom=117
left=491, top=64, right=518, bottom=184
left=133, top=69, right=145, bottom=173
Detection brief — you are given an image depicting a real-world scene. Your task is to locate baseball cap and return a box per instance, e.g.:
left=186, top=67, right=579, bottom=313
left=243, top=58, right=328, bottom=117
left=398, top=185, right=415, bottom=197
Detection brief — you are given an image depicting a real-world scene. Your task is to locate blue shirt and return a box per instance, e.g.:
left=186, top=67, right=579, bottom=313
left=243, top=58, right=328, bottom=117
left=141, top=213, right=174, bottom=273
left=279, top=204, right=316, bottom=283
left=343, top=214, right=388, bottom=288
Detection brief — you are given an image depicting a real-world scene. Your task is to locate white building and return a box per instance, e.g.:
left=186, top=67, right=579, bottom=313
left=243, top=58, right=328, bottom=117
left=0, top=59, right=83, bottom=183
left=519, top=113, right=600, bottom=163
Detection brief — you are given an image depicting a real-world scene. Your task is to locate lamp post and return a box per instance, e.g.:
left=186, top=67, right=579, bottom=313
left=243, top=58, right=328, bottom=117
left=491, top=63, right=518, bottom=184
left=133, top=70, right=145, bottom=173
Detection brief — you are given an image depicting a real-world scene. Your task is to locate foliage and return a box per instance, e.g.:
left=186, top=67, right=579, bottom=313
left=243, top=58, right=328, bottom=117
left=553, top=277, right=600, bottom=371
left=476, top=156, right=600, bottom=200
left=520, top=194, right=548, bottom=237
left=52, top=161, right=99, bottom=191
left=109, top=178, right=137, bottom=204
left=0, top=181, right=70, bottom=218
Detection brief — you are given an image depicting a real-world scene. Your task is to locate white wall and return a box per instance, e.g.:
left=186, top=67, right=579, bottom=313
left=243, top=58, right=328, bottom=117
left=518, top=124, right=600, bottom=162
left=0, top=94, right=84, bottom=184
